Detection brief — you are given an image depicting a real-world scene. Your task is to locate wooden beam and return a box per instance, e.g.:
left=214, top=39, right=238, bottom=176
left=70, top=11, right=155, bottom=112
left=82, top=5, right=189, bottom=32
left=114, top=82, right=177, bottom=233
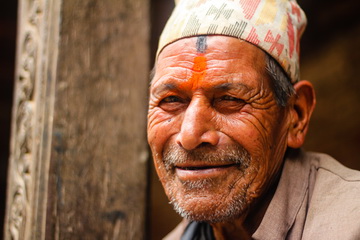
left=4, top=0, right=150, bottom=239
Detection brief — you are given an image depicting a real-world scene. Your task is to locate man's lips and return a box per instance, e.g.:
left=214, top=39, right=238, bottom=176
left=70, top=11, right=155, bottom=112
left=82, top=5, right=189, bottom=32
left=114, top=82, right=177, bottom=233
left=174, top=162, right=239, bottom=180
left=175, top=163, right=237, bottom=170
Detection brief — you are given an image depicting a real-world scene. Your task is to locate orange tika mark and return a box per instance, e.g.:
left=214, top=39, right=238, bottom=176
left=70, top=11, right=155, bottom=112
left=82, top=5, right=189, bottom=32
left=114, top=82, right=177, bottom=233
left=179, top=55, right=207, bottom=91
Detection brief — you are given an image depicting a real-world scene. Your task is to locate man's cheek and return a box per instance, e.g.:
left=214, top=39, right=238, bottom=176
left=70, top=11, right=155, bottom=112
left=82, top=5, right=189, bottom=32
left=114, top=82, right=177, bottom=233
left=148, top=117, right=179, bottom=151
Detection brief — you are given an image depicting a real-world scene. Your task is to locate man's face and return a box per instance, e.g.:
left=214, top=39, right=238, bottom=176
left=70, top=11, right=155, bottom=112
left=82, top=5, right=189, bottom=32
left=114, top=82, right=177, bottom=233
left=147, top=36, right=292, bottom=222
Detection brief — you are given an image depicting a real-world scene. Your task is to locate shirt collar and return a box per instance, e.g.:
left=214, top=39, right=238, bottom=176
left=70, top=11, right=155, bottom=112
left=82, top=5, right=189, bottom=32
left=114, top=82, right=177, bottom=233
left=252, top=149, right=310, bottom=239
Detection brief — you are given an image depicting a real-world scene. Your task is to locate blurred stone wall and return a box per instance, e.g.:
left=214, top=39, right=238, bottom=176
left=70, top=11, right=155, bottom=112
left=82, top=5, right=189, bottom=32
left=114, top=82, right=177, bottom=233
left=301, top=0, right=360, bottom=170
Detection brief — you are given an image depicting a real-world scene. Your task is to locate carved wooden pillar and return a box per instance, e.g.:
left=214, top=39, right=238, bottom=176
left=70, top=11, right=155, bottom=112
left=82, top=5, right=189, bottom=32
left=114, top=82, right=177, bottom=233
left=4, top=0, right=150, bottom=239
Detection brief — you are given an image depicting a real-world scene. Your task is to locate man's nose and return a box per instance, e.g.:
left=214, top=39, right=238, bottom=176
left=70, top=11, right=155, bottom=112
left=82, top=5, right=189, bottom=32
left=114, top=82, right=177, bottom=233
left=175, top=99, right=220, bottom=150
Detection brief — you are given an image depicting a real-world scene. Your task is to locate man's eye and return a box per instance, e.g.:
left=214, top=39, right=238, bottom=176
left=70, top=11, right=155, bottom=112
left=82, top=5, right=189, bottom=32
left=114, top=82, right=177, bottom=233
left=161, top=96, right=182, bottom=103
left=158, top=95, right=185, bottom=112
left=214, top=95, right=245, bottom=114
left=220, top=95, right=242, bottom=101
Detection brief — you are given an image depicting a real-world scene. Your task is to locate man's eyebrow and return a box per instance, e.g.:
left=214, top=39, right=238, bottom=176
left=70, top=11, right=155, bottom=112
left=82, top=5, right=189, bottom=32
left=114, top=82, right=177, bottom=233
left=213, top=82, right=253, bottom=92
left=152, top=83, right=177, bottom=95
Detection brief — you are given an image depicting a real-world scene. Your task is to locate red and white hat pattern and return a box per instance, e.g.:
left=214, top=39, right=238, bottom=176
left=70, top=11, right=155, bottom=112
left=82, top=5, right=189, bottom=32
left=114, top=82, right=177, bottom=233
left=157, top=0, right=307, bottom=83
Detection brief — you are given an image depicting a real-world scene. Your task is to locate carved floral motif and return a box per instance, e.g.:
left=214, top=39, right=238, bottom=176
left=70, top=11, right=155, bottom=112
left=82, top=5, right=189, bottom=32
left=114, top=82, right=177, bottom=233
left=7, top=0, right=42, bottom=239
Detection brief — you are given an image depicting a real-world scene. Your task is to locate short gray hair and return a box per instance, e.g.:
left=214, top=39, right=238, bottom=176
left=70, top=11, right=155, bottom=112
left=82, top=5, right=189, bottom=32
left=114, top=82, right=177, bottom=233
left=265, top=54, right=295, bottom=107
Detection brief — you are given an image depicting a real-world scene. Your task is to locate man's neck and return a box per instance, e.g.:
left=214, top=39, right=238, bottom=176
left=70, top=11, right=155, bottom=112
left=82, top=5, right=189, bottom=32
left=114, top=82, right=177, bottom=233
left=210, top=169, right=280, bottom=239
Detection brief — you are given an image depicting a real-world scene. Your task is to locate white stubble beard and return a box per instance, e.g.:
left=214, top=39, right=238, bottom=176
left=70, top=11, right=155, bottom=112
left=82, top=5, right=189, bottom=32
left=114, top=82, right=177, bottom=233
left=162, top=144, right=255, bottom=223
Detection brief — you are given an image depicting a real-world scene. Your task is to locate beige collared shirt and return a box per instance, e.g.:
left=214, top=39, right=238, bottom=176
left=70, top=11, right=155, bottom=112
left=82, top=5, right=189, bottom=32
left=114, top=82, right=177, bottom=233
left=164, top=150, right=360, bottom=239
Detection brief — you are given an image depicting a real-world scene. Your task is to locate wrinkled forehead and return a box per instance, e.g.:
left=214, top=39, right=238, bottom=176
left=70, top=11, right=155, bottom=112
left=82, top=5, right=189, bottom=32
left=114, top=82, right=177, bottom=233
left=155, top=35, right=266, bottom=73
left=152, top=35, right=269, bottom=91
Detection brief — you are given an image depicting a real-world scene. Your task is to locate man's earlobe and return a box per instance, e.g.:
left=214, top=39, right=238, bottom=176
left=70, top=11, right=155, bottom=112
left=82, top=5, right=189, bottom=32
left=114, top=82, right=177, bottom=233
left=287, top=80, right=316, bottom=148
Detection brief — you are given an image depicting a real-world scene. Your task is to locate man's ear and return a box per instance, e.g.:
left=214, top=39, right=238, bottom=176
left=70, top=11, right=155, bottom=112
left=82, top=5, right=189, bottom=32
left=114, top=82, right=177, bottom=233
left=287, top=80, right=316, bottom=148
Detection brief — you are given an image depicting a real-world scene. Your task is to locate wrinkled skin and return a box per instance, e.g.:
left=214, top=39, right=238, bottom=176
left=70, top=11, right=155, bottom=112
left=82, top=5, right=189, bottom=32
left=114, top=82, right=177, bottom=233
left=147, top=36, right=315, bottom=239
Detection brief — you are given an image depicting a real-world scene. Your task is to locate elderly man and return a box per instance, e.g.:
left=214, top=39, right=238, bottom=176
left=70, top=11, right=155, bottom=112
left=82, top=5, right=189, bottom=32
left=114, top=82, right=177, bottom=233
left=147, top=0, right=360, bottom=239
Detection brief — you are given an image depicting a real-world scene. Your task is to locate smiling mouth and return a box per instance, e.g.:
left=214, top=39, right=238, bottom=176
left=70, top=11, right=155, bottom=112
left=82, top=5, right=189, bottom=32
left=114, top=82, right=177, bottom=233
left=176, top=163, right=237, bottom=171
left=174, top=163, right=240, bottom=180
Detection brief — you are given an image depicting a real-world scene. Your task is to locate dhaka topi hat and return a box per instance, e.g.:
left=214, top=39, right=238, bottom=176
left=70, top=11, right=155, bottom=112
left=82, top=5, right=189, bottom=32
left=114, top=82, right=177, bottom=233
left=157, top=0, right=307, bottom=83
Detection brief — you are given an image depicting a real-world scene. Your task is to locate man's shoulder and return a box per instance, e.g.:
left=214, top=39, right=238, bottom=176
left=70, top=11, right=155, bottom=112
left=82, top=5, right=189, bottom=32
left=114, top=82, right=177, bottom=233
left=305, top=151, right=360, bottom=181
left=304, top=151, right=360, bottom=211
left=301, top=151, right=360, bottom=239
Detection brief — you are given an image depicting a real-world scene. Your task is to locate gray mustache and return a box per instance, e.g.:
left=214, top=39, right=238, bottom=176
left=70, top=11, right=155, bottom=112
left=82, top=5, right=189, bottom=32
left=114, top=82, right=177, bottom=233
left=163, top=144, right=251, bottom=171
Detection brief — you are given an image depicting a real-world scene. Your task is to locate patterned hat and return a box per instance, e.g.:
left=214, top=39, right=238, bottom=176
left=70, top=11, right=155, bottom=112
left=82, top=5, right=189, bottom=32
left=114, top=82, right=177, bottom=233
left=157, top=0, right=307, bottom=83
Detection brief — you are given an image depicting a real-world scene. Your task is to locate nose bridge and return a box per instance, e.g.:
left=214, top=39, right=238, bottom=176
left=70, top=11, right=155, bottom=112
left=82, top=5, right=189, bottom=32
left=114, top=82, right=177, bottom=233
left=183, top=97, right=209, bottom=132
left=177, top=96, right=218, bottom=150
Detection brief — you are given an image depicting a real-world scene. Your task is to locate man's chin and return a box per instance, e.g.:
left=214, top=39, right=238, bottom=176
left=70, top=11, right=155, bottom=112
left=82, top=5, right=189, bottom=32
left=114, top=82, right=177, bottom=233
left=169, top=192, right=248, bottom=223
